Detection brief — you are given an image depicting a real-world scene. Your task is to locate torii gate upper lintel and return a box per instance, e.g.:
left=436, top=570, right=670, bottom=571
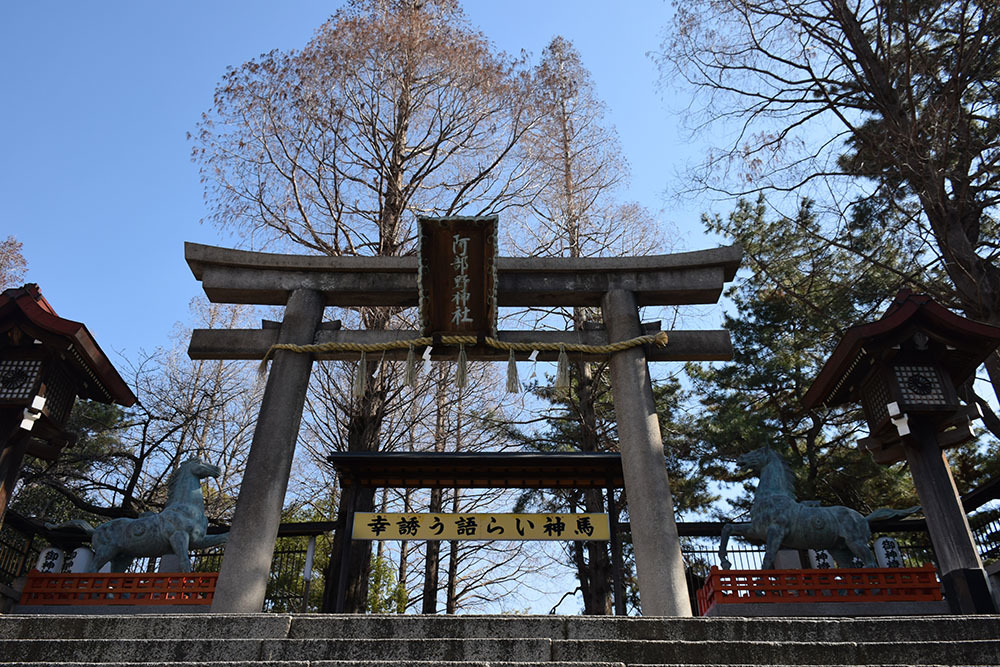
left=184, top=228, right=741, bottom=617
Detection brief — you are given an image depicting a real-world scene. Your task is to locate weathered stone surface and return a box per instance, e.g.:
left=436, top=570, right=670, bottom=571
left=185, top=242, right=741, bottom=308
left=0, top=639, right=264, bottom=663
left=288, top=615, right=565, bottom=640
left=211, top=288, right=326, bottom=614
left=551, top=638, right=1000, bottom=665
left=259, top=638, right=551, bottom=662
left=562, top=615, right=1000, bottom=642
left=0, top=614, right=292, bottom=639
left=602, top=289, right=690, bottom=617
left=0, top=663, right=305, bottom=667
left=2, top=613, right=999, bottom=665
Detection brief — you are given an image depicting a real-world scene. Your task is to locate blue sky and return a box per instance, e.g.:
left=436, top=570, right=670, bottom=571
left=1, top=1, right=715, bottom=360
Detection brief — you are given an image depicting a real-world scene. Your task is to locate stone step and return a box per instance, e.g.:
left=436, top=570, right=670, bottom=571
left=550, top=639, right=1000, bottom=665
left=0, top=638, right=552, bottom=664
left=287, top=615, right=1000, bottom=642
left=3, top=637, right=999, bottom=666
left=4, top=614, right=1000, bottom=643
left=0, top=615, right=292, bottom=640
left=0, top=664, right=963, bottom=667
left=0, top=663, right=626, bottom=667
left=2, top=614, right=997, bottom=666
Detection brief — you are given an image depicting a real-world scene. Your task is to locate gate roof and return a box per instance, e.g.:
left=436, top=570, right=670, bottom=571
left=327, top=451, right=625, bottom=489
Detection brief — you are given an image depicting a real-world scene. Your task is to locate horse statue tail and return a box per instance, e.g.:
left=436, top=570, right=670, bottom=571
left=45, top=519, right=97, bottom=536
left=865, top=505, right=921, bottom=523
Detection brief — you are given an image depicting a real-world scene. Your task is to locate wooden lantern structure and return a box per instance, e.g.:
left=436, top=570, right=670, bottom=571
left=0, top=284, right=136, bottom=526
left=803, top=290, right=999, bottom=613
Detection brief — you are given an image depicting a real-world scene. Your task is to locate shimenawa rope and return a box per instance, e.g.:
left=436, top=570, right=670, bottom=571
left=257, top=331, right=668, bottom=393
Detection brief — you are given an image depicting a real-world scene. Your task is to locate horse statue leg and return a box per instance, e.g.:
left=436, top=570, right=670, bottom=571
left=719, top=523, right=752, bottom=570
left=191, top=532, right=228, bottom=549
left=761, top=524, right=788, bottom=570
left=90, top=526, right=118, bottom=573
left=841, top=538, right=876, bottom=568
left=168, top=531, right=192, bottom=573
left=110, top=554, right=133, bottom=572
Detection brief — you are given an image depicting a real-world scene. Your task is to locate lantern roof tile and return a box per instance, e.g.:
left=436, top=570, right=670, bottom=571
left=803, top=290, right=1000, bottom=409
left=0, top=284, right=136, bottom=406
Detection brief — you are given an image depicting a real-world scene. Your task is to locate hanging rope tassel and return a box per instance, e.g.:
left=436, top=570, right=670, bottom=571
left=405, top=345, right=417, bottom=388
left=506, top=349, right=520, bottom=393
left=353, top=350, right=367, bottom=399
left=556, top=344, right=570, bottom=391
left=456, top=343, right=468, bottom=389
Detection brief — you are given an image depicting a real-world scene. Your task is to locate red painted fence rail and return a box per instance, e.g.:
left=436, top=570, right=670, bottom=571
left=20, top=571, right=218, bottom=606
left=697, top=565, right=942, bottom=616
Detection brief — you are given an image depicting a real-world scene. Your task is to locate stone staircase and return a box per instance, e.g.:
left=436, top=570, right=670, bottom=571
left=0, top=614, right=998, bottom=666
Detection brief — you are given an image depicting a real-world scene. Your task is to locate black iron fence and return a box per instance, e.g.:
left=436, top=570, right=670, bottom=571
left=971, top=507, right=1000, bottom=561
left=2, top=507, right=997, bottom=613
left=0, top=514, right=37, bottom=588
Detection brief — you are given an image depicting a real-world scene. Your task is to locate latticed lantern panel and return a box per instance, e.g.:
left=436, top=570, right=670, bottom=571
left=893, top=363, right=950, bottom=408
left=42, top=362, right=77, bottom=426
left=860, top=373, right=891, bottom=432
left=0, top=358, right=43, bottom=403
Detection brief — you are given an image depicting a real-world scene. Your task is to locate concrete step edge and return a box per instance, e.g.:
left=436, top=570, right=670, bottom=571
left=0, top=663, right=628, bottom=667
left=551, top=638, right=1000, bottom=665
left=6, top=614, right=1000, bottom=642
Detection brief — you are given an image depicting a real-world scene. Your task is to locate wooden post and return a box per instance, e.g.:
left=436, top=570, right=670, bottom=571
left=905, top=415, right=996, bottom=613
left=607, top=484, right=626, bottom=615
left=211, top=288, right=325, bottom=613
left=334, top=484, right=357, bottom=613
left=0, top=409, right=28, bottom=529
left=601, top=289, right=691, bottom=616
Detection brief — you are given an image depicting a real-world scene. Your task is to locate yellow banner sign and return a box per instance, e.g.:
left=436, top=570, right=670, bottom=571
left=353, top=513, right=609, bottom=541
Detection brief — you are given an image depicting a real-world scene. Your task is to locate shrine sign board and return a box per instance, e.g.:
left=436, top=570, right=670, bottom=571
left=354, top=512, right=609, bottom=541
left=418, top=216, right=498, bottom=338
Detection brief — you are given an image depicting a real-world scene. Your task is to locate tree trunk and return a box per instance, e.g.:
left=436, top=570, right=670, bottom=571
left=446, top=488, right=460, bottom=614
left=574, top=311, right=613, bottom=614
left=320, top=367, right=384, bottom=612
left=421, top=366, right=449, bottom=613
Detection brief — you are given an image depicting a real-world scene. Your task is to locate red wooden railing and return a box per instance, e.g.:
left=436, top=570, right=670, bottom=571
left=697, top=565, right=942, bottom=615
left=19, top=571, right=218, bottom=606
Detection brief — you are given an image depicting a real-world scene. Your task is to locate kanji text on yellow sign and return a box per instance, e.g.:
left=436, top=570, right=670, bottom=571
left=353, top=513, right=609, bottom=541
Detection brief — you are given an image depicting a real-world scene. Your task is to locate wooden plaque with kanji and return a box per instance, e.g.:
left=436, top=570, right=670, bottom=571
left=418, top=216, right=498, bottom=338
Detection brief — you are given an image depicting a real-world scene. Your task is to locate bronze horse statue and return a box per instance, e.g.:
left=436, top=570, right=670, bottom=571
left=719, top=446, right=918, bottom=570
left=55, top=458, right=228, bottom=572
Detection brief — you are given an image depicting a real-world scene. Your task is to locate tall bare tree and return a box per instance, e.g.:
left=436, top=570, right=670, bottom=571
left=194, top=0, right=544, bottom=610
left=0, top=237, right=27, bottom=290
left=660, top=0, right=1000, bottom=396
left=507, top=37, right=666, bottom=614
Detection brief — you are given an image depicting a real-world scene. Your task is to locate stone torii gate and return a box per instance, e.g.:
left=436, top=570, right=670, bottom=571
left=185, top=234, right=740, bottom=616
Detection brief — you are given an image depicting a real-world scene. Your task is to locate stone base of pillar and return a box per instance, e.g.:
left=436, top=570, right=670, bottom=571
left=941, top=567, right=997, bottom=614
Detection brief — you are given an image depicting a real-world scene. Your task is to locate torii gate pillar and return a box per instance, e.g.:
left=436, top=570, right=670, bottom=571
left=211, top=288, right=325, bottom=613
left=603, top=289, right=692, bottom=616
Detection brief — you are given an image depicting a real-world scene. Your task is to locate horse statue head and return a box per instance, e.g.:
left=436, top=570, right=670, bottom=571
left=734, top=446, right=779, bottom=473
left=172, top=457, right=222, bottom=482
